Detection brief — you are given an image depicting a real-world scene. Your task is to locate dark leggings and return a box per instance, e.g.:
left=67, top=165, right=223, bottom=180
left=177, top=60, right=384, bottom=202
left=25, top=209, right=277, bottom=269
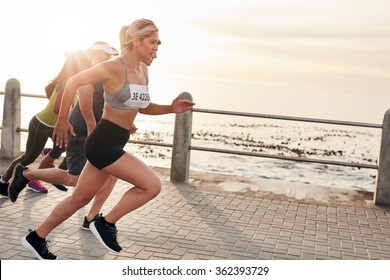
left=4, top=116, right=61, bottom=179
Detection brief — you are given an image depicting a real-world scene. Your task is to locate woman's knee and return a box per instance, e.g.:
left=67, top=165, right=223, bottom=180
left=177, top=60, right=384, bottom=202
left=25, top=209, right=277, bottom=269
left=69, top=193, right=93, bottom=207
left=147, top=177, right=162, bottom=199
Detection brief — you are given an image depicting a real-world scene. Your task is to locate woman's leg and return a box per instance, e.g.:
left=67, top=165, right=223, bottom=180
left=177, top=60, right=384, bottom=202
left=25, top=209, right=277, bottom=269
left=38, top=143, right=65, bottom=169
left=100, top=152, right=161, bottom=224
left=85, top=175, right=118, bottom=222
left=35, top=162, right=110, bottom=238
left=3, top=116, right=52, bottom=181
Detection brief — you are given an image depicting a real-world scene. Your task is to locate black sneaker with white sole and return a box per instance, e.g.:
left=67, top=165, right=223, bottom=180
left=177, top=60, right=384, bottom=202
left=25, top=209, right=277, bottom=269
left=51, top=183, right=68, bottom=192
left=90, top=214, right=122, bottom=253
left=81, top=214, right=99, bottom=230
left=21, top=229, right=57, bottom=260
left=0, top=181, right=9, bottom=197
left=8, top=163, right=29, bottom=202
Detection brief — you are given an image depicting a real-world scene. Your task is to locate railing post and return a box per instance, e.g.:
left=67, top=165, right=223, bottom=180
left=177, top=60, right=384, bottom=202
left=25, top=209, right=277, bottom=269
left=170, top=92, right=193, bottom=183
left=1, top=78, right=21, bottom=160
left=375, top=109, right=390, bottom=207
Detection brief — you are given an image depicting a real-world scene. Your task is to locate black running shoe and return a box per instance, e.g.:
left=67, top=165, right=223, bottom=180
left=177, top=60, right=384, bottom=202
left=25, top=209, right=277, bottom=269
left=8, top=163, right=29, bottom=202
left=21, top=229, right=57, bottom=260
left=81, top=214, right=99, bottom=231
left=51, top=184, right=68, bottom=192
left=0, top=181, right=9, bottom=197
left=90, top=214, right=122, bottom=252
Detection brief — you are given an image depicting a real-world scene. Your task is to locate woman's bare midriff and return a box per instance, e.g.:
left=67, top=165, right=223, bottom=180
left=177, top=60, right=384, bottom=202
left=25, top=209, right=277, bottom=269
left=102, top=105, right=138, bottom=130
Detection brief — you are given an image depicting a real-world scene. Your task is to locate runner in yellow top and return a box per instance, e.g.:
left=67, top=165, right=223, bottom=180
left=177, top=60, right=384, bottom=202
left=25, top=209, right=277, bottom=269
left=0, top=42, right=118, bottom=197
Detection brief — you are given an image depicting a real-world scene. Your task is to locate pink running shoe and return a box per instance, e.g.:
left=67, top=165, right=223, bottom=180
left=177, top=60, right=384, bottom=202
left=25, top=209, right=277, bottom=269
left=27, top=180, right=48, bottom=193
left=41, top=148, right=52, bottom=156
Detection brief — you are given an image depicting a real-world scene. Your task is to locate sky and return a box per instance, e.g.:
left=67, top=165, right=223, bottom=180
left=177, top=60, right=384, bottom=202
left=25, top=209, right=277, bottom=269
left=0, top=0, right=389, bottom=101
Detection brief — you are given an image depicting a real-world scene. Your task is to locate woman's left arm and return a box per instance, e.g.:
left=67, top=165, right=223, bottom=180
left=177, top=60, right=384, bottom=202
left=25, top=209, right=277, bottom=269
left=139, top=94, right=195, bottom=115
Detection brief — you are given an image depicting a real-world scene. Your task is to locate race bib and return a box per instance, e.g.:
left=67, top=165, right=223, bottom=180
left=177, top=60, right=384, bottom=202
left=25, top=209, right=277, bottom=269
left=124, top=84, right=150, bottom=108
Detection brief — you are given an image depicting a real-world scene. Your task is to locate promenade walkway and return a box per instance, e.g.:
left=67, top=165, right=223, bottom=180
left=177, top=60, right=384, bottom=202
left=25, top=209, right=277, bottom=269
left=0, top=158, right=390, bottom=260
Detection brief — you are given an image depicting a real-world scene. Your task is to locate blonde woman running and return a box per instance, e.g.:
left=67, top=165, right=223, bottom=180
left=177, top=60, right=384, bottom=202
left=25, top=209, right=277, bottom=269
left=21, top=18, right=195, bottom=260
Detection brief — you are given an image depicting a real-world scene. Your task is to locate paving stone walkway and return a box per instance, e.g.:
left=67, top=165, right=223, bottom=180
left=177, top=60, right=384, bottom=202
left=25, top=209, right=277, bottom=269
left=0, top=159, right=390, bottom=260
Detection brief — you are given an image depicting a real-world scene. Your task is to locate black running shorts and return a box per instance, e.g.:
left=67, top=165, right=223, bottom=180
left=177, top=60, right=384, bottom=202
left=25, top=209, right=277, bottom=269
left=84, top=119, right=130, bottom=169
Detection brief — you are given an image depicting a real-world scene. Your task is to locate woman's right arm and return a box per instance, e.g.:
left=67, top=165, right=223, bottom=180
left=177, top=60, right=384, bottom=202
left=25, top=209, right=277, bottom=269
left=78, top=84, right=97, bottom=135
left=53, top=59, right=120, bottom=148
left=53, top=51, right=92, bottom=114
left=52, top=75, right=82, bottom=148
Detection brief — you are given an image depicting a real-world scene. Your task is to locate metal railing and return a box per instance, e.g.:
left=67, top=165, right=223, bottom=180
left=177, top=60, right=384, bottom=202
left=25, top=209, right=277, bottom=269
left=2, top=79, right=390, bottom=206
left=0, top=91, right=47, bottom=133
left=0, top=91, right=384, bottom=171
left=1, top=90, right=382, bottom=171
left=190, top=108, right=380, bottom=170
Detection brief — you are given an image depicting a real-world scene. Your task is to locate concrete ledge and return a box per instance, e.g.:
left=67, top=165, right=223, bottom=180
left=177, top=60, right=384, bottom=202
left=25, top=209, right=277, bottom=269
left=173, top=168, right=376, bottom=209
